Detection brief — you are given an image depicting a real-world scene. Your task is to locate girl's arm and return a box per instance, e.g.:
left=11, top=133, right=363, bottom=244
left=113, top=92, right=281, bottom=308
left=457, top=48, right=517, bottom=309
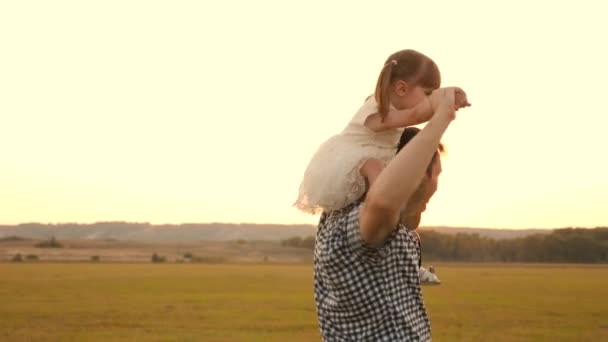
left=364, top=88, right=470, bottom=132
left=364, top=100, right=432, bottom=132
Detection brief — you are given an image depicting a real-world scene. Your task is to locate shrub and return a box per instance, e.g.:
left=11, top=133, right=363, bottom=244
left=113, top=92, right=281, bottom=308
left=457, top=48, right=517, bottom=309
left=190, top=255, right=224, bottom=263
left=281, top=236, right=315, bottom=249
left=25, top=254, right=39, bottom=261
left=0, top=236, right=26, bottom=243
left=151, top=253, right=166, bottom=263
left=35, top=237, right=63, bottom=248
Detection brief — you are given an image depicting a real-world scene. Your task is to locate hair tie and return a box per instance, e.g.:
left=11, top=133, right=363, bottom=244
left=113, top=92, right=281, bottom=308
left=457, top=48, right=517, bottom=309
left=384, top=59, right=397, bottom=69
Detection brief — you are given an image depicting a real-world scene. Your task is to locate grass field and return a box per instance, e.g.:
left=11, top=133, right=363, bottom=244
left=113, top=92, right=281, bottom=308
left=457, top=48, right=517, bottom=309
left=1, top=263, right=607, bottom=341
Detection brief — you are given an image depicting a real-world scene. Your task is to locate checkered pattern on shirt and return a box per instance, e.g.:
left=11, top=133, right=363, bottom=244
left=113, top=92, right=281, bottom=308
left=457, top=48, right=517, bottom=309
left=313, top=201, right=431, bottom=341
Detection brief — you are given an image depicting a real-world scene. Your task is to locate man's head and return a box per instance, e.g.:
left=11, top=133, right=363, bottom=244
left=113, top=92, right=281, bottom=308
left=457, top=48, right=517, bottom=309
left=397, top=127, right=444, bottom=228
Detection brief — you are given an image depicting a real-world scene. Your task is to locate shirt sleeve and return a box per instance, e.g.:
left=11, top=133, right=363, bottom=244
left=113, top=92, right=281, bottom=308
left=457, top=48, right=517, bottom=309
left=344, top=202, right=394, bottom=264
left=350, top=95, right=380, bottom=127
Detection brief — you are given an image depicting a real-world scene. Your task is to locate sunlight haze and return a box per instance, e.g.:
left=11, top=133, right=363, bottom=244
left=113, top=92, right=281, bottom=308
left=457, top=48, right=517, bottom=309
left=1, top=1, right=607, bottom=228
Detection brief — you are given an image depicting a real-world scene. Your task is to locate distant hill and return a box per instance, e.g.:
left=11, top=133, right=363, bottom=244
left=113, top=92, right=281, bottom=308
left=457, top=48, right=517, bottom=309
left=0, top=222, right=315, bottom=242
left=0, top=222, right=557, bottom=242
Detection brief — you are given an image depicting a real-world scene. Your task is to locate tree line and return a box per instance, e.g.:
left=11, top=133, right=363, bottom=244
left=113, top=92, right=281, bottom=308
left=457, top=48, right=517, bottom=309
left=282, top=228, right=608, bottom=263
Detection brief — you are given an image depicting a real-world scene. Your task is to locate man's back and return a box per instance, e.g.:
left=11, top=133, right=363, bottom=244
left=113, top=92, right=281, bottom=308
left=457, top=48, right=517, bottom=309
left=313, top=202, right=431, bottom=341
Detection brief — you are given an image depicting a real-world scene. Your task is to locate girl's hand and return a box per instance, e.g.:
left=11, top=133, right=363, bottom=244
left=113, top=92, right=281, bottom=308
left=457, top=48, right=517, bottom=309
left=454, top=88, right=471, bottom=110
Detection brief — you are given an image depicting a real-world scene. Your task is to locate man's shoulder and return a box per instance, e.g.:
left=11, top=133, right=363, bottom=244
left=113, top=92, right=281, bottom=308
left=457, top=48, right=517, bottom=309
left=315, top=202, right=363, bottom=255
left=319, top=201, right=363, bottom=229
left=320, top=201, right=418, bottom=242
left=322, top=201, right=363, bottom=219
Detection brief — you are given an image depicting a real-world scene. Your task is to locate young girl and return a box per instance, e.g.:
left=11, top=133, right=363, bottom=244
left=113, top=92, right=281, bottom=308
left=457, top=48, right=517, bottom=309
left=294, top=49, right=468, bottom=215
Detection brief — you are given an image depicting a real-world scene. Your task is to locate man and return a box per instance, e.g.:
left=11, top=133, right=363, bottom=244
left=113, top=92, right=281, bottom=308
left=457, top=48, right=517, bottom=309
left=398, top=127, right=444, bottom=286
left=313, top=88, right=460, bottom=341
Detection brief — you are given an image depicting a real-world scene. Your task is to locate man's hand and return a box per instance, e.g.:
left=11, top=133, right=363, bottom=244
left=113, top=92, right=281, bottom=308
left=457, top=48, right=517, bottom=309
left=429, top=87, right=471, bottom=121
left=429, top=87, right=456, bottom=121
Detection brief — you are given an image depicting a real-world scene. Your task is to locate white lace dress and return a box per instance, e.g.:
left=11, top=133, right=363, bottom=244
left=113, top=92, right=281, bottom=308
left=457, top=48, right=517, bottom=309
left=294, top=96, right=404, bottom=214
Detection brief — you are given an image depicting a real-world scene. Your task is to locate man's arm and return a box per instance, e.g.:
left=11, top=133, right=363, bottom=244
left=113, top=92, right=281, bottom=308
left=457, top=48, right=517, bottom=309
left=360, top=90, right=456, bottom=245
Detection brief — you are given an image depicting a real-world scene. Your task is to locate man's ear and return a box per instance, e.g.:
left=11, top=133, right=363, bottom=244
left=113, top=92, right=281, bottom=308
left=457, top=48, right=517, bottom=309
left=394, top=80, right=410, bottom=96
left=430, top=157, right=442, bottom=180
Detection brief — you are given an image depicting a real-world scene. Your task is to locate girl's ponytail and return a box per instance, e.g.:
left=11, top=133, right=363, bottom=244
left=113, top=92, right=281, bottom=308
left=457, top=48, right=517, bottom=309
left=374, top=60, right=397, bottom=122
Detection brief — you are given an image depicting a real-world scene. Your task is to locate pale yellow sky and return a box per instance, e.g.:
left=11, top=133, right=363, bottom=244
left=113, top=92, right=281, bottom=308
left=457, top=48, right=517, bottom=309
left=1, top=1, right=607, bottom=228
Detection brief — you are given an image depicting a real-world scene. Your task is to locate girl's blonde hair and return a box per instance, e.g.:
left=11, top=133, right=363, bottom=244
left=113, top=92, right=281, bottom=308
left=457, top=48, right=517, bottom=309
left=375, top=49, right=441, bottom=121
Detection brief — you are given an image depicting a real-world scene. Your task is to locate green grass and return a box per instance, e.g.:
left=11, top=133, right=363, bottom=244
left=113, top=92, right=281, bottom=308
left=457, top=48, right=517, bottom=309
left=425, top=263, right=608, bottom=341
left=1, top=263, right=607, bottom=341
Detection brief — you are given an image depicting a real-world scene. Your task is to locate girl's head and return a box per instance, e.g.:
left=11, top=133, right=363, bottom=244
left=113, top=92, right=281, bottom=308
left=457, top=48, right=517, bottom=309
left=375, top=49, right=441, bottom=120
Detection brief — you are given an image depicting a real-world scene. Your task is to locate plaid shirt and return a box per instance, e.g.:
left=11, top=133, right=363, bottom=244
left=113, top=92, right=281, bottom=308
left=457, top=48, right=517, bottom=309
left=313, top=202, right=431, bottom=341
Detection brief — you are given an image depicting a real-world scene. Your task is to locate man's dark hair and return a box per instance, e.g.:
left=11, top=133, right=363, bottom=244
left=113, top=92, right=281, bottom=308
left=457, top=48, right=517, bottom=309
left=397, top=127, right=444, bottom=176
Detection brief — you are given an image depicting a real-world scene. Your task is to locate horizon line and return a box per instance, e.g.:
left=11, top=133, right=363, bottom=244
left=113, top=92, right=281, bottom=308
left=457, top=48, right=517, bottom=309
left=1, top=221, right=606, bottom=230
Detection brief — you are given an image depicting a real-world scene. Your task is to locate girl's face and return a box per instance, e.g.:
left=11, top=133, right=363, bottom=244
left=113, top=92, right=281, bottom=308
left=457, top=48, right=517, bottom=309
left=391, top=81, right=434, bottom=110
